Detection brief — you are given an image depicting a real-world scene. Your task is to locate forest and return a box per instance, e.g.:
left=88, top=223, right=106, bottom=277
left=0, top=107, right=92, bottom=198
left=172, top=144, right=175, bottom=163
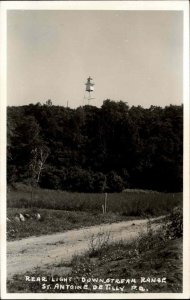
left=7, top=100, right=183, bottom=193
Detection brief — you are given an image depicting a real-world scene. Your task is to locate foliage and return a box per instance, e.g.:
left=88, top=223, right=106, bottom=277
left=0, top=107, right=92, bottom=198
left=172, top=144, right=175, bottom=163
left=7, top=101, right=183, bottom=192
left=163, top=206, right=183, bottom=239
left=134, top=206, right=183, bottom=255
left=88, top=228, right=111, bottom=257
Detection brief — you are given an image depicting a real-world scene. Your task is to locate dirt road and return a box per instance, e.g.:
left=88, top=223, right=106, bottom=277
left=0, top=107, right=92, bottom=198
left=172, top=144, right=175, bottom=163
left=7, top=218, right=161, bottom=279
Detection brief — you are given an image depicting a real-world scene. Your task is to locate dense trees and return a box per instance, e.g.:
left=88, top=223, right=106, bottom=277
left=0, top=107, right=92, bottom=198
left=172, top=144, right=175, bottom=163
left=7, top=100, right=183, bottom=192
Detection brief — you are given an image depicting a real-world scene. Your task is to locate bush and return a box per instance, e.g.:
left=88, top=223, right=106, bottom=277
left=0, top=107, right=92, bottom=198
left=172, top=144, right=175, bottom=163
left=93, top=172, right=106, bottom=193
left=88, top=229, right=111, bottom=257
left=163, top=206, right=183, bottom=239
left=65, top=167, right=94, bottom=192
left=134, top=220, right=166, bottom=254
left=133, top=206, right=183, bottom=255
left=106, top=171, right=124, bottom=192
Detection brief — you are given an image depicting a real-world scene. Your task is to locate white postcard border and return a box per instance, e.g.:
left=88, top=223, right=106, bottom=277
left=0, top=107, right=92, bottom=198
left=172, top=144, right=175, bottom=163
left=0, top=1, right=189, bottom=299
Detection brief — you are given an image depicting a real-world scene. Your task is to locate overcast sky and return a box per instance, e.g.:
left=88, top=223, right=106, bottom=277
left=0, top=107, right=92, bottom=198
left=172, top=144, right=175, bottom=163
left=7, top=10, right=183, bottom=108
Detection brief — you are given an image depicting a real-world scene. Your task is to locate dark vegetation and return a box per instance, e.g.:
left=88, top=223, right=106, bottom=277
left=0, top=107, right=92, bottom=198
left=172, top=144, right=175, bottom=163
left=7, top=100, right=183, bottom=193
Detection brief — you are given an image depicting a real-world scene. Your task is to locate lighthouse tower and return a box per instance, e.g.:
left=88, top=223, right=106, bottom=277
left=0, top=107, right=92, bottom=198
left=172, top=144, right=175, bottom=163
left=85, top=76, right=95, bottom=105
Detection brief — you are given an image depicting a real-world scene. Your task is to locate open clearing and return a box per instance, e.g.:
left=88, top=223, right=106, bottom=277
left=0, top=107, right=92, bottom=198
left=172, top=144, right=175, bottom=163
left=7, top=187, right=182, bottom=240
left=7, top=217, right=161, bottom=279
left=7, top=187, right=182, bottom=293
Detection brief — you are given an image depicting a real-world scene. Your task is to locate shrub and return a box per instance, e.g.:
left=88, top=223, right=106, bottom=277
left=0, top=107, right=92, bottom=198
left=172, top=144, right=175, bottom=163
left=134, top=220, right=166, bottom=254
left=93, top=172, right=106, bottom=193
left=163, top=206, right=183, bottom=239
left=106, top=171, right=124, bottom=192
left=65, top=167, right=94, bottom=192
left=88, top=229, right=111, bottom=257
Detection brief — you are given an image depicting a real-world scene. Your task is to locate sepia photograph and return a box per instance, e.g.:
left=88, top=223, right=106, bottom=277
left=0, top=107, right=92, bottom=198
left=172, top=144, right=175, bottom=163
left=0, top=1, right=189, bottom=299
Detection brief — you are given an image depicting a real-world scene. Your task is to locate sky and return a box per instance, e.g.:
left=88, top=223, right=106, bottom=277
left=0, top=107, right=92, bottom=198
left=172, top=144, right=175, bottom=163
left=7, top=10, right=183, bottom=108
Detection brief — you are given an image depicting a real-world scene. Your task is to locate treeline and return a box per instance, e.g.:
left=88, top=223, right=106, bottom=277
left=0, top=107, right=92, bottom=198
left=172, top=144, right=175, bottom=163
left=7, top=100, right=183, bottom=192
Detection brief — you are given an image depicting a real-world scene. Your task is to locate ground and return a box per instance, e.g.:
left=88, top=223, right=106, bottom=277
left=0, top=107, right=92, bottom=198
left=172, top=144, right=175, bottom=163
left=7, top=218, right=160, bottom=278
left=6, top=187, right=183, bottom=294
left=7, top=217, right=182, bottom=293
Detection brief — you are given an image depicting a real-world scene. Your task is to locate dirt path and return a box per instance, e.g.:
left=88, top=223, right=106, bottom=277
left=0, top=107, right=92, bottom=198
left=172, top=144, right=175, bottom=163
left=7, top=218, right=161, bottom=279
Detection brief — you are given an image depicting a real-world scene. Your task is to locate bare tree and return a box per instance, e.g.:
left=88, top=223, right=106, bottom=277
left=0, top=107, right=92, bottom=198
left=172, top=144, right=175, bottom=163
left=29, top=145, right=50, bottom=201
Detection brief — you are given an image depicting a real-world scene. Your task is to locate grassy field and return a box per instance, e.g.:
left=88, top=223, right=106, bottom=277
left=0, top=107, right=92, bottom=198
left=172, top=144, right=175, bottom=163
left=8, top=185, right=182, bottom=216
left=7, top=185, right=182, bottom=241
left=7, top=210, right=183, bottom=293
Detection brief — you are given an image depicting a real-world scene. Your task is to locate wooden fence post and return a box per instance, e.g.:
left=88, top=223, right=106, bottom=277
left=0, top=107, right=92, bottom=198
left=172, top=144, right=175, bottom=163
left=104, top=192, right=107, bottom=214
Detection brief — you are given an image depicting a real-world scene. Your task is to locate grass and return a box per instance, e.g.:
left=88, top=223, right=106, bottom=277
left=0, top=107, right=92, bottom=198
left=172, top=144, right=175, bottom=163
left=7, top=184, right=182, bottom=216
left=7, top=208, right=130, bottom=241
left=7, top=185, right=182, bottom=241
left=7, top=209, right=183, bottom=293
left=67, top=239, right=182, bottom=293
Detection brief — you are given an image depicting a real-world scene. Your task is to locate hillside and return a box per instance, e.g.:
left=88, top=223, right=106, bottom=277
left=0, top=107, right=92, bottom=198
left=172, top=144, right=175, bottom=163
left=7, top=100, right=183, bottom=193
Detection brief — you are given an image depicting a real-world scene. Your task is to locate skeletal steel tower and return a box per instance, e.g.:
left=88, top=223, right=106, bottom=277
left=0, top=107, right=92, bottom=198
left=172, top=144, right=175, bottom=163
left=85, top=76, right=95, bottom=105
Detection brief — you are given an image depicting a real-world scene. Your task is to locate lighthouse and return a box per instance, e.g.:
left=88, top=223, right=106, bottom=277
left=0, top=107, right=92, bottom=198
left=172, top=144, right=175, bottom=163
left=85, top=76, right=95, bottom=105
